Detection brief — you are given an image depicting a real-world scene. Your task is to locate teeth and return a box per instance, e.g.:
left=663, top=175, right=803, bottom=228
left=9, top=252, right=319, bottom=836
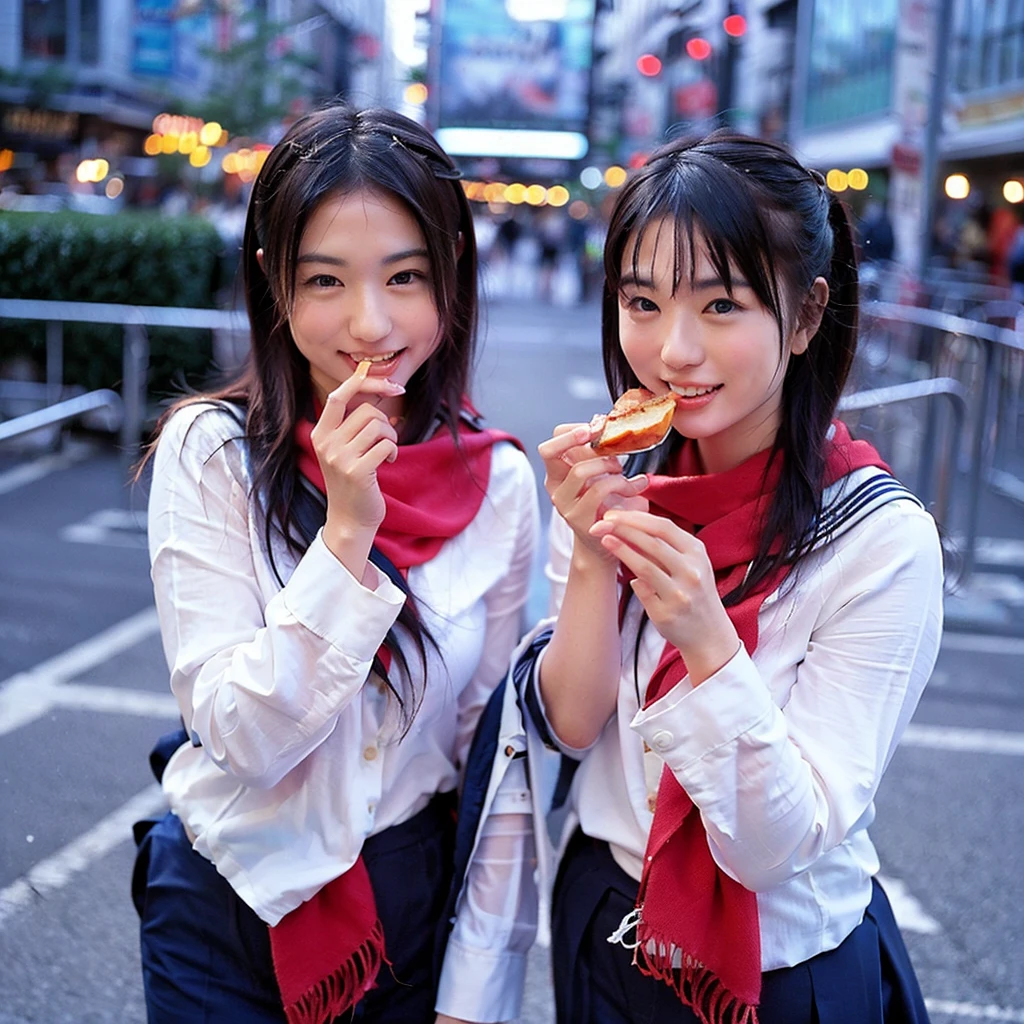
left=359, top=352, right=399, bottom=364
left=670, top=384, right=718, bottom=398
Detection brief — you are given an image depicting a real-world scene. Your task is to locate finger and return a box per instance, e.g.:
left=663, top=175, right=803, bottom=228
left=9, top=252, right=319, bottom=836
left=318, top=373, right=406, bottom=432
left=591, top=517, right=686, bottom=576
left=550, top=455, right=625, bottom=504
left=538, top=425, right=593, bottom=466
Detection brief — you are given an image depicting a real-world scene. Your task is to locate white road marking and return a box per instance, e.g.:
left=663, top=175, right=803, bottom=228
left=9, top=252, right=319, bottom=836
left=0, top=607, right=161, bottom=736
left=902, top=724, right=1024, bottom=756
left=958, top=572, right=1024, bottom=607
left=973, top=536, right=1024, bottom=568
left=926, top=1000, right=1024, bottom=1022
left=0, top=784, right=166, bottom=928
left=53, top=683, right=178, bottom=718
left=0, top=440, right=94, bottom=495
left=876, top=874, right=942, bottom=934
left=61, top=507, right=147, bottom=548
left=940, top=632, right=1024, bottom=656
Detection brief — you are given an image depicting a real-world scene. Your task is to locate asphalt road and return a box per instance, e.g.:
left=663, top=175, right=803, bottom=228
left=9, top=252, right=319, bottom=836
left=1, top=297, right=1023, bottom=1023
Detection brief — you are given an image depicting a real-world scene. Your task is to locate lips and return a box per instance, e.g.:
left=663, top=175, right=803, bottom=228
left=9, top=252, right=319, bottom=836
left=348, top=351, right=403, bottom=375
left=669, top=383, right=723, bottom=398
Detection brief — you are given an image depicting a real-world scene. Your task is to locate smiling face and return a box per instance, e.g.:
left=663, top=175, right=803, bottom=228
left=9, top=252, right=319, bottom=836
left=617, top=218, right=821, bottom=475
left=287, top=188, right=442, bottom=420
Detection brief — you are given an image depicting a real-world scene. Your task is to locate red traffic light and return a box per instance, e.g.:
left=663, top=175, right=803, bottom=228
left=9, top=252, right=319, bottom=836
left=636, top=53, right=663, bottom=76
left=685, top=37, right=712, bottom=60
left=723, top=14, right=747, bottom=36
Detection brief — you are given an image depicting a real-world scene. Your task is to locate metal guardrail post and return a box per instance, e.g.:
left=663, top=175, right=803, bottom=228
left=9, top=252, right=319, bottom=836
left=45, top=321, right=63, bottom=405
left=120, top=322, right=149, bottom=477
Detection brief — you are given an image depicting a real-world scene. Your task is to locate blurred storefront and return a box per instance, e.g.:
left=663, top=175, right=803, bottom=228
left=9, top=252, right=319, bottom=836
left=0, top=0, right=396, bottom=208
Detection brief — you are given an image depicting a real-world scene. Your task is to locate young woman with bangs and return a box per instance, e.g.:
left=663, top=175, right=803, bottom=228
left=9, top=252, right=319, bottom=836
left=131, top=103, right=540, bottom=1024
left=524, top=131, right=943, bottom=1024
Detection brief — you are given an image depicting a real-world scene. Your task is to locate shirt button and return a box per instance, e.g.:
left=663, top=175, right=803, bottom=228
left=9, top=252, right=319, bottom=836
left=504, top=745, right=515, bottom=757
left=647, top=793, right=658, bottom=813
left=367, top=801, right=376, bottom=815
left=651, top=730, right=673, bottom=751
left=363, top=745, right=378, bottom=761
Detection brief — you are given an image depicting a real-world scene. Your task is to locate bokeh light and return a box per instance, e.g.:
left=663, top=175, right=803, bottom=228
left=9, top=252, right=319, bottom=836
left=604, top=165, right=627, bottom=188
left=944, top=173, right=970, bottom=199
left=826, top=168, right=848, bottom=191
left=848, top=168, right=869, bottom=190
left=1002, top=180, right=1023, bottom=203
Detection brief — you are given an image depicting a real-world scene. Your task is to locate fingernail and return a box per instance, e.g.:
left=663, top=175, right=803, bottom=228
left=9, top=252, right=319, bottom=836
left=574, top=426, right=591, bottom=443
left=385, top=379, right=406, bottom=393
left=628, top=474, right=647, bottom=488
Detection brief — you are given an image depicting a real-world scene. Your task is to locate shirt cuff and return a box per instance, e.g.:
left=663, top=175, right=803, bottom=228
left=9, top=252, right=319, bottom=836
left=435, top=938, right=528, bottom=1023
left=281, top=531, right=406, bottom=662
left=630, top=643, right=775, bottom=774
left=528, top=647, right=600, bottom=758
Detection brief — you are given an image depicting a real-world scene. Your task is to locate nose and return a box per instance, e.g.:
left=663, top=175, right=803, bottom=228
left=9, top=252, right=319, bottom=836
left=348, top=286, right=391, bottom=344
left=660, top=312, right=704, bottom=370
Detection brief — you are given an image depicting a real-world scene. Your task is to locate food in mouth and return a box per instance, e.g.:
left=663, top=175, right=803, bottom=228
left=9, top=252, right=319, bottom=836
left=355, top=359, right=372, bottom=379
left=589, top=388, right=679, bottom=455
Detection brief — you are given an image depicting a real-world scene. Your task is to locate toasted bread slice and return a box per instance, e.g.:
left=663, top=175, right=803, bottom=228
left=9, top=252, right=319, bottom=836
left=590, top=388, right=678, bottom=455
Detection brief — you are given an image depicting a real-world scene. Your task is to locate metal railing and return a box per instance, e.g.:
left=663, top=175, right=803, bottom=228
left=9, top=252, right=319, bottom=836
left=1, top=294, right=1021, bottom=581
left=851, top=300, right=1023, bottom=579
left=0, top=298, right=245, bottom=472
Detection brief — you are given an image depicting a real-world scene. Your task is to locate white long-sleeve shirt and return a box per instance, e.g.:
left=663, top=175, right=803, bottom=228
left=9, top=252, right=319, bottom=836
left=147, top=402, right=539, bottom=1015
left=536, top=467, right=944, bottom=970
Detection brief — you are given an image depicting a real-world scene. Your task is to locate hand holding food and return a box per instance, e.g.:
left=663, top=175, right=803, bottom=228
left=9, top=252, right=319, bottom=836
left=589, top=388, right=679, bottom=455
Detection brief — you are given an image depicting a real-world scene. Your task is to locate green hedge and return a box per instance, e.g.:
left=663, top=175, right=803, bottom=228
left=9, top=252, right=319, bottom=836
left=0, top=210, right=226, bottom=398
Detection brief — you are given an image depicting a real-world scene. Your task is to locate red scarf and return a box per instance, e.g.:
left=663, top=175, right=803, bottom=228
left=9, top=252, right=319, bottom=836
left=270, top=410, right=517, bottom=1024
left=630, top=421, right=887, bottom=1024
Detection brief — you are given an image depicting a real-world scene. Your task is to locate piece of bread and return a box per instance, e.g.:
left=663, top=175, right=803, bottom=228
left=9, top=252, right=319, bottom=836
left=590, top=388, right=678, bottom=455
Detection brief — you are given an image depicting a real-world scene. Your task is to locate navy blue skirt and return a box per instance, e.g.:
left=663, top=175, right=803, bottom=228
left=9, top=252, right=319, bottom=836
left=132, top=793, right=455, bottom=1024
left=551, top=831, right=931, bottom=1024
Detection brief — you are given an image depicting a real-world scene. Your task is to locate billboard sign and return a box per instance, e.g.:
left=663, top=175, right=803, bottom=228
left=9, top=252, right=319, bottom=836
left=133, top=0, right=175, bottom=77
left=434, top=0, right=595, bottom=159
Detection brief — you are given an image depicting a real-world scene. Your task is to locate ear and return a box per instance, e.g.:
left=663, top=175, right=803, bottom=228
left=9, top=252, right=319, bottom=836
left=790, top=277, right=829, bottom=356
left=256, top=248, right=265, bottom=272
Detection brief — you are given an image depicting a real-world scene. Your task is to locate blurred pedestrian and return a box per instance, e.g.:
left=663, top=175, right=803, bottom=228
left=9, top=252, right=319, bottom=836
left=131, top=102, right=539, bottom=1024
left=858, top=199, right=895, bottom=263
left=528, top=131, right=943, bottom=1024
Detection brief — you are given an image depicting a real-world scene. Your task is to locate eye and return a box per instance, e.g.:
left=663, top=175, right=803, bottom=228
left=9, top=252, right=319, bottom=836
left=306, top=273, right=340, bottom=288
left=627, top=295, right=659, bottom=313
left=708, top=297, right=737, bottom=314
left=389, top=269, right=422, bottom=286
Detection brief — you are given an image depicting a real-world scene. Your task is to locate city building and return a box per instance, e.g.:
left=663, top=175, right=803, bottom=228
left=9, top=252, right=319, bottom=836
left=1, top=0, right=396, bottom=207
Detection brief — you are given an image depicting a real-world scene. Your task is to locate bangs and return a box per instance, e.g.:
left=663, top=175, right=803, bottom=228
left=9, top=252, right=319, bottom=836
left=612, top=156, right=788, bottom=332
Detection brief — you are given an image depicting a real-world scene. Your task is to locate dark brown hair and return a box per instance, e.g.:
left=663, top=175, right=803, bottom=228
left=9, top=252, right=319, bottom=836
left=604, top=129, right=860, bottom=602
left=142, top=102, right=480, bottom=726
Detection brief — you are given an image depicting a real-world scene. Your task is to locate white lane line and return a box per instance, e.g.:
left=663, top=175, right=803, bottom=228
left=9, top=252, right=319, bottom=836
left=61, top=507, right=148, bottom=548
left=926, top=1000, right=1024, bottom=1022
left=0, top=441, right=94, bottom=496
left=53, top=683, right=178, bottom=718
left=902, top=724, right=1024, bottom=756
left=0, top=607, right=161, bottom=736
left=940, top=633, right=1024, bottom=656
left=0, top=784, right=166, bottom=928
left=876, top=875, right=941, bottom=934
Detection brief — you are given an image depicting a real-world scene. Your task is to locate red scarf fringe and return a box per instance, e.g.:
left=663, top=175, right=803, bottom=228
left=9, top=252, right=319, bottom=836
left=281, top=918, right=387, bottom=1024
left=633, top=931, right=759, bottom=1024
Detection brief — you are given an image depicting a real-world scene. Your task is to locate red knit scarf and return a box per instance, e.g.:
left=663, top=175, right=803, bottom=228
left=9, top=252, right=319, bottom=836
left=629, top=420, right=887, bottom=1024
left=270, top=410, right=516, bottom=1024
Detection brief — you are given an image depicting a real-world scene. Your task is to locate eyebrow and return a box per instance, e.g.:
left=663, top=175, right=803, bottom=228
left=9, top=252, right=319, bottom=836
left=619, top=273, right=751, bottom=291
left=296, top=247, right=430, bottom=267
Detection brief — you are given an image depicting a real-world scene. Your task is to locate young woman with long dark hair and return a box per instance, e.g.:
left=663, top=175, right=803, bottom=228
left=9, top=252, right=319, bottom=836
left=131, top=103, right=539, bottom=1024
left=524, top=130, right=943, bottom=1023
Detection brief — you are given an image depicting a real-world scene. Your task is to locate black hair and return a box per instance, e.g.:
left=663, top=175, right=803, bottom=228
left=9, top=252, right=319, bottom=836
left=141, top=101, right=480, bottom=730
left=603, top=129, right=860, bottom=605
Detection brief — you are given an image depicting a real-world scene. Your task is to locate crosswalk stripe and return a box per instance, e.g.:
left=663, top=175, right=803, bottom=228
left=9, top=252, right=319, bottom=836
left=0, top=785, right=166, bottom=928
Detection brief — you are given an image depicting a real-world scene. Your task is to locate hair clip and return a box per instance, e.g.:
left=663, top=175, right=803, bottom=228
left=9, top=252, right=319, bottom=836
left=390, top=133, right=464, bottom=180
